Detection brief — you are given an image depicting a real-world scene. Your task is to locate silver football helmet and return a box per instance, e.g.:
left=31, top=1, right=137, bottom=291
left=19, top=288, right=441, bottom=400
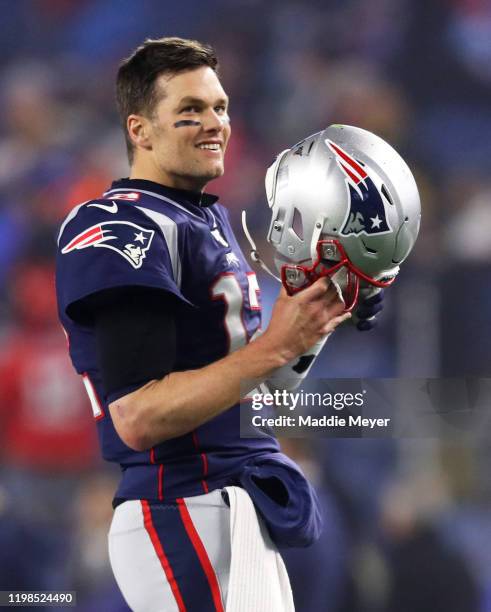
left=243, top=124, right=421, bottom=310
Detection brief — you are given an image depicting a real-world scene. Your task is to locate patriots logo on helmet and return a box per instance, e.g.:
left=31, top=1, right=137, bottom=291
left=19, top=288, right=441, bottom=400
left=326, top=140, right=392, bottom=237
left=61, top=221, right=154, bottom=269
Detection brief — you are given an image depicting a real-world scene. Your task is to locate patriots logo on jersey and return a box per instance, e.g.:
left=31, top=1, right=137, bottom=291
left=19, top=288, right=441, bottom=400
left=61, top=221, right=154, bottom=269
left=326, top=140, right=392, bottom=237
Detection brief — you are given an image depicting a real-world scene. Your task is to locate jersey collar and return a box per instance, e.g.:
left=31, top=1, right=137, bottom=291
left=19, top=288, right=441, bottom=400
left=108, top=178, right=219, bottom=208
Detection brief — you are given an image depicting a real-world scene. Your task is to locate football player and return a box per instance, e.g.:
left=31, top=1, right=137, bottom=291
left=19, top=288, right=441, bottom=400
left=56, top=38, right=387, bottom=611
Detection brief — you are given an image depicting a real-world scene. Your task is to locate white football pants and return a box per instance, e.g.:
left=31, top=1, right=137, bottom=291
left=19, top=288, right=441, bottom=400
left=108, top=487, right=294, bottom=612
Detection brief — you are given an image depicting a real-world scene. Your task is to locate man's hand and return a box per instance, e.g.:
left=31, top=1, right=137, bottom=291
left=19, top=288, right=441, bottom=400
left=257, top=277, right=351, bottom=365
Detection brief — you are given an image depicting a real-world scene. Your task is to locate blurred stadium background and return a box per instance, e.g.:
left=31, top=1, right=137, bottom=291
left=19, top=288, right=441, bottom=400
left=0, top=0, right=490, bottom=610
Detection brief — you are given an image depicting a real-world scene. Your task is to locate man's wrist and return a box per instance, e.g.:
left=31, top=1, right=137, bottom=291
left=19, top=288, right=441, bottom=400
left=247, top=331, right=293, bottom=372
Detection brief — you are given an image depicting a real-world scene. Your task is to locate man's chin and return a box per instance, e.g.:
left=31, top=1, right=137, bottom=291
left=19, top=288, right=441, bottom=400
left=199, top=164, right=224, bottom=182
left=175, top=166, right=223, bottom=191
left=207, top=160, right=224, bottom=176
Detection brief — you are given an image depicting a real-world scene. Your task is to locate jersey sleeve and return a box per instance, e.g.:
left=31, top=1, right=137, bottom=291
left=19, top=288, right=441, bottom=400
left=56, top=202, right=191, bottom=321
left=92, top=286, right=177, bottom=403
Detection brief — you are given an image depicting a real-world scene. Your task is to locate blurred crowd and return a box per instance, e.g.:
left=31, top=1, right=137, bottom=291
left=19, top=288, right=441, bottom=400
left=0, top=0, right=490, bottom=610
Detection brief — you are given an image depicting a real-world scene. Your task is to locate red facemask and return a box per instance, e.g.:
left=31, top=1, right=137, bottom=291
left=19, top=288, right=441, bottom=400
left=281, top=239, right=395, bottom=311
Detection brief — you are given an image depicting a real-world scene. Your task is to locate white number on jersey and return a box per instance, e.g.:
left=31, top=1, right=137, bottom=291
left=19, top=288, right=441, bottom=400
left=211, top=272, right=260, bottom=354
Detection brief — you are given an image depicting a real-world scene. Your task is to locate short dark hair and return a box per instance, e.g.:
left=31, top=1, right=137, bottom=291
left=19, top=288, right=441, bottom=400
left=116, top=37, right=219, bottom=164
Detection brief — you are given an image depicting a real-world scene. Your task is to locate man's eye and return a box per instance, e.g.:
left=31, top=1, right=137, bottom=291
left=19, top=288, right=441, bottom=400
left=181, top=106, right=200, bottom=113
left=215, top=105, right=227, bottom=113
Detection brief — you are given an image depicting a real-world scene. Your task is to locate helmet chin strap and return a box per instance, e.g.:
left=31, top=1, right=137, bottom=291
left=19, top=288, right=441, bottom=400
left=241, top=210, right=281, bottom=282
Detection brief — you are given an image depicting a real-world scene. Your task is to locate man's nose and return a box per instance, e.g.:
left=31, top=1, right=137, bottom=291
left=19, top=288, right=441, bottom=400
left=202, top=108, right=225, bottom=131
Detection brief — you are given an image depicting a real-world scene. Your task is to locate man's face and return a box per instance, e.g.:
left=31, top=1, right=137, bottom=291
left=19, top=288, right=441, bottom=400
left=143, top=66, right=231, bottom=191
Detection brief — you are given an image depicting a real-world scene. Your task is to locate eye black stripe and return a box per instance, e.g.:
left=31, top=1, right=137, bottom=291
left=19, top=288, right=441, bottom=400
left=173, top=120, right=202, bottom=128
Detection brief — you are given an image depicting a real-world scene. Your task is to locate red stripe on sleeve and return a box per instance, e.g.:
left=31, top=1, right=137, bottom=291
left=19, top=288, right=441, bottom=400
left=177, top=498, right=224, bottom=612
left=200, top=453, right=208, bottom=477
left=141, top=500, right=187, bottom=612
left=149, top=449, right=164, bottom=500
left=158, top=464, right=164, bottom=501
left=191, top=431, right=209, bottom=494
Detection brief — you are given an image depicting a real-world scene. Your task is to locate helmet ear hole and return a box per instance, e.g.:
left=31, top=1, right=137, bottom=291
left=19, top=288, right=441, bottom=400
left=292, top=207, right=304, bottom=241
left=381, top=184, right=394, bottom=206
left=361, top=239, right=378, bottom=255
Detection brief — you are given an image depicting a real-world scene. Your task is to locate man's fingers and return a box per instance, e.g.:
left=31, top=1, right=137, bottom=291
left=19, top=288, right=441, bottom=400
left=321, top=311, right=351, bottom=334
left=296, top=277, right=330, bottom=302
left=324, top=291, right=347, bottom=317
left=284, top=277, right=346, bottom=308
left=324, top=282, right=345, bottom=307
left=299, top=277, right=345, bottom=308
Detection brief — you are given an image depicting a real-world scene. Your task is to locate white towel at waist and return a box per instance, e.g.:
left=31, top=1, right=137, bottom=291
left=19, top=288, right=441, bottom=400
left=225, top=486, right=295, bottom=612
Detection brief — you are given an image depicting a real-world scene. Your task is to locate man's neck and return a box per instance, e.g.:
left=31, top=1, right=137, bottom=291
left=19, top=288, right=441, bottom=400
left=129, top=160, right=205, bottom=193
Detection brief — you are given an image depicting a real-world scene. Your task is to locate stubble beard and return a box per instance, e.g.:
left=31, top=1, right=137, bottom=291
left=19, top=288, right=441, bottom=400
left=167, top=160, right=224, bottom=191
left=187, top=155, right=224, bottom=184
left=156, top=135, right=225, bottom=189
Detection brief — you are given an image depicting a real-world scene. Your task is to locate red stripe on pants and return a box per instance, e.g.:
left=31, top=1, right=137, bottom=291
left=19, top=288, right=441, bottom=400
left=141, top=500, right=187, bottom=612
left=177, top=498, right=224, bottom=612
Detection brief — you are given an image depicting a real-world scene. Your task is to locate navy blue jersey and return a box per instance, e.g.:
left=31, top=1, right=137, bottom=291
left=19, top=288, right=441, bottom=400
left=56, top=179, right=280, bottom=502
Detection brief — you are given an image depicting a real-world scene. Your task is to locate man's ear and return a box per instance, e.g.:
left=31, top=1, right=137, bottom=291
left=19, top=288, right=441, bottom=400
left=127, top=114, right=152, bottom=151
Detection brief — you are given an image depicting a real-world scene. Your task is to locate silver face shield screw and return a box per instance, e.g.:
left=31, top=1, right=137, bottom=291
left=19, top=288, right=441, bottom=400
left=321, top=243, right=338, bottom=260
left=285, top=268, right=306, bottom=287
